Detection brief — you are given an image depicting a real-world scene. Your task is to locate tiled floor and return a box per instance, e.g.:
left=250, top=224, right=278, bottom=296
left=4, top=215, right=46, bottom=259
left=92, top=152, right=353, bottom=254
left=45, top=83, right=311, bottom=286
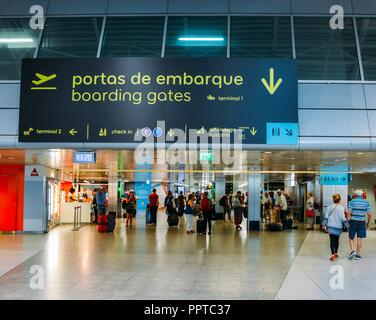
left=0, top=212, right=308, bottom=300
left=6, top=213, right=375, bottom=300
left=276, top=230, right=376, bottom=300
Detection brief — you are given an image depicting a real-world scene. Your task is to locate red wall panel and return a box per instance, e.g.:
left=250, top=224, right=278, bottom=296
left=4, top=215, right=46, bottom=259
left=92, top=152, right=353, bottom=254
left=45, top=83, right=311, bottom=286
left=0, top=165, right=25, bottom=232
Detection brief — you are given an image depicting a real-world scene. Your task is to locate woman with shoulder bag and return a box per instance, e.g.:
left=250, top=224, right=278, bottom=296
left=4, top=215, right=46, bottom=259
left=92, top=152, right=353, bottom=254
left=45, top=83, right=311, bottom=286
left=322, top=193, right=349, bottom=261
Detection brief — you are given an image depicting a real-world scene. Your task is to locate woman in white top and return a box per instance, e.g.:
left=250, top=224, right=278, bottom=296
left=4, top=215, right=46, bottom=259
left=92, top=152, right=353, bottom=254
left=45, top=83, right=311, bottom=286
left=306, top=192, right=315, bottom=230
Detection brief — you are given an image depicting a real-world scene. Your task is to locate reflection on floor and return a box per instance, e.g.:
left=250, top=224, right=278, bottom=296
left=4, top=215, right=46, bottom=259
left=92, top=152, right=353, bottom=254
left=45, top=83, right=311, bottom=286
left=277, top=230, right=376, bottom=300
left=0, top=211, right=309, bottom=299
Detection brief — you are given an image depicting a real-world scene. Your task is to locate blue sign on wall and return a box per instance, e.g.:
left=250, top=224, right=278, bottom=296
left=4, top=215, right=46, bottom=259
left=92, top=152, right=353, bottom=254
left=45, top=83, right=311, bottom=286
left=320, top=164, right=348, bottom=185
left=266, top=123, right=298, bottom=145
left=73, top=152, right=96, bottom=163
left=320, top=173, right=348, bottom=185
left=135, top=162, right=152, bottom=212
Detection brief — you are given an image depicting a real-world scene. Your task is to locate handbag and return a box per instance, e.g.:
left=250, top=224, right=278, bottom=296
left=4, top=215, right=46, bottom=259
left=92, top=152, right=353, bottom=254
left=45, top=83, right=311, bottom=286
left=323, top=206, right=347, bottom=232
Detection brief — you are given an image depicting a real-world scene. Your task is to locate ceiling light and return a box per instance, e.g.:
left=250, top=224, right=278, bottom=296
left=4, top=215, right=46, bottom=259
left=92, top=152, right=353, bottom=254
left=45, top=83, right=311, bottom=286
left=7, top=157, right=15, bottom=160
left=357, top=152, right=364, bottom=155
left=290, top=158, right=295, bottom=160
left=0, top=38, right=33, bottom=43
left=178, top=37, right=224, bottom=41
left=265, top=152, right=271, bottom=154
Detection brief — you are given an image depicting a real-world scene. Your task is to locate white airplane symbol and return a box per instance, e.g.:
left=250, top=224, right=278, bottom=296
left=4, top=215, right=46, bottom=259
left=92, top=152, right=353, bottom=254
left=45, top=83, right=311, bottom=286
left=32, top=73, right=56, bottom=85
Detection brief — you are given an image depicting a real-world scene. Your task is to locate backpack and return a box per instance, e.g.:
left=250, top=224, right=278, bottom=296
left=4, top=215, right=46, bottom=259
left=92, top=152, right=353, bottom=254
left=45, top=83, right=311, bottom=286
left=121, top=199, right=127, bottom=210
left=219, top=196, right=227, bottom=206
left=314, top=202, right=320, bottom=210
left=165, top=197, right=172, bottom=206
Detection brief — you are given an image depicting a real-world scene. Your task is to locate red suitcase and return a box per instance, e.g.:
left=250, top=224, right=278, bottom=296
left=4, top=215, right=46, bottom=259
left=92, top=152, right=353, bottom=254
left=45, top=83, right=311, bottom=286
left=98, top=215, right=108, bottom=233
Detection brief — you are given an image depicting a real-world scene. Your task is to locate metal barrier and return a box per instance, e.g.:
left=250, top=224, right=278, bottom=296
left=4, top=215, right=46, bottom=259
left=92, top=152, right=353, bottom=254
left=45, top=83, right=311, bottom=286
left=71, top=206, right=82, bottom=231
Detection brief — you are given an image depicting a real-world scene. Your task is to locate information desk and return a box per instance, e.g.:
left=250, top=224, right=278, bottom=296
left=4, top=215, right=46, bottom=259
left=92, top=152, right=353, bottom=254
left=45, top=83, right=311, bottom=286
left=60, top=202, right=91, bottom=224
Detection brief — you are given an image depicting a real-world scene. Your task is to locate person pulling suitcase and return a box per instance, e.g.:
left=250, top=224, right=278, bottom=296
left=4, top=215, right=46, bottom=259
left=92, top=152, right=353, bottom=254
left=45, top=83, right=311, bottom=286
left=200, top=192, right=212, bottom=235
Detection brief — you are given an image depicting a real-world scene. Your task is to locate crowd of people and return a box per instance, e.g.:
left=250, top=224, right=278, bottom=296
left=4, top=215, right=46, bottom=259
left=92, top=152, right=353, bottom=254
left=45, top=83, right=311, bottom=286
left=146, top=189, right=248, bottom=235
left=90, top=186, right=373, bottom=261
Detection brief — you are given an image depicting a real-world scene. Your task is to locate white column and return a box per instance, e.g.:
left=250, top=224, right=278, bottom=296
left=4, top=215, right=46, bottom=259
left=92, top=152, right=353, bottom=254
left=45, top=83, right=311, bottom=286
left=248, top=171, right=261, bottom=230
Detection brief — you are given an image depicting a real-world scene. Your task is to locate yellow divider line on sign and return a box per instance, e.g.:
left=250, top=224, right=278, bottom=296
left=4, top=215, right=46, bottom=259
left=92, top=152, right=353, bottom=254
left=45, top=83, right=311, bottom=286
left=30, top=87, right=57, bottom=90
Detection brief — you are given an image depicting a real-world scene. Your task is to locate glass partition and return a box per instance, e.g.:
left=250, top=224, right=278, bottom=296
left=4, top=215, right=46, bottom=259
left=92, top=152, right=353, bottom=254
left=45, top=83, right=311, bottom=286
left=101, top=16, right=164, bottom=57
left=38, top=17, right=103, bottom=58
left=0, top=18, right=40, bottom=80
left=231, top=16, right=292, bottom=58
left=357, top=17, right=376, bottom=81
left=294, top=17, right=360, bottom=80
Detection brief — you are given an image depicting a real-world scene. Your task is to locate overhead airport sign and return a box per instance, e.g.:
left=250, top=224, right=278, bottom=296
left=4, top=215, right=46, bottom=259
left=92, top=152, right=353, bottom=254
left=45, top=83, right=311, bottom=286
left=18, top=58, right=298, bottom=144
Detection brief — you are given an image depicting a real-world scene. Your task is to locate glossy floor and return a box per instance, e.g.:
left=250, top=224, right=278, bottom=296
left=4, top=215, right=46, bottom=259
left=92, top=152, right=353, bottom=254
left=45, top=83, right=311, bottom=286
left=1, top=213, right=374, bottom=300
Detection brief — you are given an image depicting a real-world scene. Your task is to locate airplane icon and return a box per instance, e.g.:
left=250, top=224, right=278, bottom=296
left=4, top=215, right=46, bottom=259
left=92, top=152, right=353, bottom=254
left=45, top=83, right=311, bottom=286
left=32, top=73, right=56, bottom=85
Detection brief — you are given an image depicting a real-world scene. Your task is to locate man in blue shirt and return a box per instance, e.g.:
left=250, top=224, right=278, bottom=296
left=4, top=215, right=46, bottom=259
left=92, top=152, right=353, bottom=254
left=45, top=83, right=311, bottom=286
left=96, top=185, right=108, bottom=216
left=347, top=189, right=372, bottom=261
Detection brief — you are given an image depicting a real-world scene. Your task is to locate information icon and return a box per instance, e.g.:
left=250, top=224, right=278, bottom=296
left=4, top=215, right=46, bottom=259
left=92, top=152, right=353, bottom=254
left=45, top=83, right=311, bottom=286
left=153, top=127, right=163, bottom=137
left=142, top=127, right=152, bottom=137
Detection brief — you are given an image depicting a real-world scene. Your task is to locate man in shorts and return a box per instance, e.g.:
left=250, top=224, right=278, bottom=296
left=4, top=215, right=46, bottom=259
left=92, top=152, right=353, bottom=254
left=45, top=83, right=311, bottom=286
left=347, top=189, right=372, bottom=261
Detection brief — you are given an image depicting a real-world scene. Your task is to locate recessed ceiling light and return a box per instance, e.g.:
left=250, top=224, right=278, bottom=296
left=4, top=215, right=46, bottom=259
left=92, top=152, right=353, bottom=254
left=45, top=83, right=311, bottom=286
left=265, top=152, right=271, bottom=154
left=259, top=159, right=264, bottom=161
left=357, top=152, right=364, bottom=155
left=7, top=157, right=15, bottom=160
left=290, top=158, right=295, bottom=160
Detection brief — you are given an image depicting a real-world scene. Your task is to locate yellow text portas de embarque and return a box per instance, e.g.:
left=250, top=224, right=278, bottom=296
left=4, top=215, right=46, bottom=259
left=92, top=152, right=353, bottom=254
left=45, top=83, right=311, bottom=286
left=70, top=72, right=244, bottom=104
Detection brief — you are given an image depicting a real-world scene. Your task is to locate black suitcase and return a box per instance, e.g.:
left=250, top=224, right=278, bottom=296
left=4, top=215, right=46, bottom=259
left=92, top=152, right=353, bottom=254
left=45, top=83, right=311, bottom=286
left=268, top=223, right=282, bottom=231
left=168, top=213, right=179, bottom=227
left=197, top=218, right=206, bottom=234
left=107, top=211, right=116, bottom=232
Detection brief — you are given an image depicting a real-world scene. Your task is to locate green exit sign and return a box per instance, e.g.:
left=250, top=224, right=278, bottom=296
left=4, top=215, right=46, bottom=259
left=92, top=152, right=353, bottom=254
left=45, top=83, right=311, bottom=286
left=199, top=151, right=213, bottom=161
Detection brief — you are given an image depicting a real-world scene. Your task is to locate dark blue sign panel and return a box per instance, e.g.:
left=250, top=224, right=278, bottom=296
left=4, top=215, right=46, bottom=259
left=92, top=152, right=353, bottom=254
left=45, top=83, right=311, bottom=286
left=73, top=152, right=96, bottom=164
left=19, top=58, right=298, bottom=144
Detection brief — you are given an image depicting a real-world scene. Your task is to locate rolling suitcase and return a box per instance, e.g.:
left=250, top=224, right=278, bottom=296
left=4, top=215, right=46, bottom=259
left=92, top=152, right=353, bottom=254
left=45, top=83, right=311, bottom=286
left=107, top=211, right=116, bottom=232
left=197, top=217, right=206, bottom=235
left=98, top=215, right=108, bottom=233
left=168, top=212, right=179, bottom=227
left=145, top=206, right=152, bottom=225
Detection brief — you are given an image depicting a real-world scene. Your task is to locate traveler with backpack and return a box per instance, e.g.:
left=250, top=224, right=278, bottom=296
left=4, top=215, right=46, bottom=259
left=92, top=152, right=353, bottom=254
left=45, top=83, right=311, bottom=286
left=322, top=193, right=349, bottom=261
left=220, top=194, right=232, bottom=222
left=233, top=191, right=244, bottom=230
left=306, top=192, right=315, bottom=230
left=177, top=191, right=185, bottom=216
left=165, top=191, right=178, bottom=227
left=201, top=192, right=212, bottom=235
left=185, top=194, right=195, bottom=234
